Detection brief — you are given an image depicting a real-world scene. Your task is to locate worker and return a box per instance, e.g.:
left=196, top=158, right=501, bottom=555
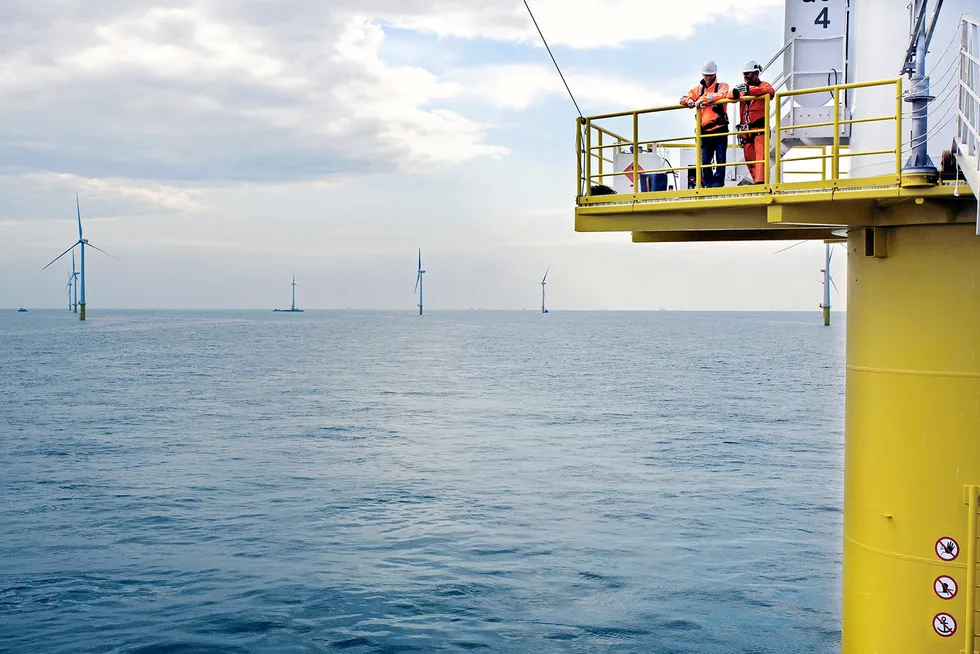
left=679, top=60, right=731, bottom=188
left=730, top=60, right=776, bottom=184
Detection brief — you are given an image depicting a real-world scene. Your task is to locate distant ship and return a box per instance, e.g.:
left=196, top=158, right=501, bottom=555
left=17, top=307, right=27, bottom=312
left=274, top=273, right=304, bottom=313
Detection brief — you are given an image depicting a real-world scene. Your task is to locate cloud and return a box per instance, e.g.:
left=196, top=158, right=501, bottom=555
left=0, top=173, right=205, bottom=222
left=0, top=2, right=509, bottom=183
left=455, top=63, right=675, bottom=112
left=0, top=0, right=784, bottom=187
left=375, top=0, right=783, bottom=48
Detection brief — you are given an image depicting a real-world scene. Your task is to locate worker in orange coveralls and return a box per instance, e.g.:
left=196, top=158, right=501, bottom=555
left=729, top=60, right=775, bottom=184
left=679, top=60, right=731, bottom=188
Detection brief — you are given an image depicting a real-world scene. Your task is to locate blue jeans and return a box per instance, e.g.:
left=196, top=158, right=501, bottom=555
left=700, top=134, right=727, bottom=187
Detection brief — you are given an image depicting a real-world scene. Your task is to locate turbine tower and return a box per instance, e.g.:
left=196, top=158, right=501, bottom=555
left=43, top=194, right=113, bottom=321
left=415, top=249, right=425, bottom=315
left=541, top=269, right=549, bottom=313
left=819, top=243, right=834, bottom=326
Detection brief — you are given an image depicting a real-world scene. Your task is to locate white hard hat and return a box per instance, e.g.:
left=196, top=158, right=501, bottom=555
left=742, top=60, right=762, bottom=74
left=701, top=60, right=718, bottom=75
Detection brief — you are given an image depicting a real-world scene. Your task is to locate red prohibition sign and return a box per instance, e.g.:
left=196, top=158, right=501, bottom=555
left=934, top=613, right=957, bottom=637
left=935, top=537, right=959, bottom=561
left=934, top=576, right=958, bottom=600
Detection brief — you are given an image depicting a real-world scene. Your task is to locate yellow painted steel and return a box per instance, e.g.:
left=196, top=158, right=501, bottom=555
left=774, top=102, right=782, bottom=185
left=823, top=305, right=830, bottom=326
left=832, top=88, right=841, bottom=180
left=844, top=222, right=980, bottom=653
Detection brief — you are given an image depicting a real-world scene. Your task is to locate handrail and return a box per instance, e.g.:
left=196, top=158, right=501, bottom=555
left=964, top=485, right=979, bottom=654
left=578, top=77, right=904, bottom=200
left=763, top=36, right=795, bottom=74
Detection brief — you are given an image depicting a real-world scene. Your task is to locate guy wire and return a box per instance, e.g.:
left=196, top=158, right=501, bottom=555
left=523, top=0, right=584, bottom=119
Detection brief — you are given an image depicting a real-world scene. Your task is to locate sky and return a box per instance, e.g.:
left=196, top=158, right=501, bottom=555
left=0, top=0, right=850, bottom=311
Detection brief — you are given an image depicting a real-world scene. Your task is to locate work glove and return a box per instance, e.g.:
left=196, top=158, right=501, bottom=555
left=686, top=99, right=695, bottom=108
left=735, top=84, right=748, bottom=95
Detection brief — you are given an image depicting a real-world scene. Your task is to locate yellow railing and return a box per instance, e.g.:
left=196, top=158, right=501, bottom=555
left=773, top=78, right=903, bottom=187
left=576, top=77, right=904, bottom=202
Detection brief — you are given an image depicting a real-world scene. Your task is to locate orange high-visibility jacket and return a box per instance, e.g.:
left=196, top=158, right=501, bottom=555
left=730, top=81, right=776, bottom=127
left=680, top=80, right=731, bottom=133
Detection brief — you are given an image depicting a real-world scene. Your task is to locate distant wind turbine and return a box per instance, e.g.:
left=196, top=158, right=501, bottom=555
left=43, top=194, right=114, bottom=321
left=69, top=251, right=80, bottom=313
left=541, top=269, right=549, bottom=314
left=273, top=271, right=304, bottom=312
left=415, top=249, right=425, bottom=315
left=819, top=243, right=840, bottom=326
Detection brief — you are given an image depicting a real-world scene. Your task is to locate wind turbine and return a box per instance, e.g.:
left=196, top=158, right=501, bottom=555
left=43, top=194, right=114, bottom=321
left=273, top=270, right=303, bottom=312
left=819, top=242, right=840, bottom=326
left=69, top=251, right=79, bottom=313
left=415, top=249, right=425, bottom=315
left=541, top=269, right=549, bottom=314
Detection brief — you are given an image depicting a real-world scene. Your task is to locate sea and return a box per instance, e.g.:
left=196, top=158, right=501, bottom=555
left=0, top=310, right=844, bottom=653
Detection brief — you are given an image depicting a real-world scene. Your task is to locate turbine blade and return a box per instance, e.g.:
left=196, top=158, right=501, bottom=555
left=42, top=242, right=79, bottom=270
left=830, top=276, right=840, bottom=295
left=773, top=240, right=807, bottom=255
left=414, top=273, right=420, bottom=294
left=418, top=248, right=422, bottom=271
left=542, top=268, right=549, bottom=283
left=76, top=193, right=83, bottom=241
left=85, top=242, right=118, bottom=259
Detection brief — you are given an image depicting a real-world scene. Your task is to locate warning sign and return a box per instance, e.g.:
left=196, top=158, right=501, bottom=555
left=936, top=537, right=959, bottom=561
left=934, top=576, right=958, bottom=600
left=623, top=162, right=643, bottom=187
left=933, top=613, right=957, bottom=637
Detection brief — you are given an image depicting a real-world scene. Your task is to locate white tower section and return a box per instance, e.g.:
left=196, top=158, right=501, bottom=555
left=847, top=0, right=973, bottom=177
left=778, top=0, right=848, bottom=148
left=783, top=0, right=848, bottom=106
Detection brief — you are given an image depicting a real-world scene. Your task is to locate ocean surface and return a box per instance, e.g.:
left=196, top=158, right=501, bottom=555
left=0, top=310, right=845, bottom=653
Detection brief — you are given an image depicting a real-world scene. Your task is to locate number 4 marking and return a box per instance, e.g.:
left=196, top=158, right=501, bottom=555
left=815, top=7, right=830, bottom=28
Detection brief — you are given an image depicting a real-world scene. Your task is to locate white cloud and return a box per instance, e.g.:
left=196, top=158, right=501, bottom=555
left=376, top=0, right=783, bottom=48
left=0, top=3, right=510, bottom=182
left=330, top=19, right=508, bottom=165
left=456, top=63, right=675, bottom=112
left=0, top=173, right=206, bottom=221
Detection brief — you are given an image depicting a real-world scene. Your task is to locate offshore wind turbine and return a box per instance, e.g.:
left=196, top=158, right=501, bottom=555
left=415, top=249, right=425, bottom=315
left=819, top=243, right=839, bottom=326
left=541, top=269, right=549, bottom=314
left=69, top=251, right=79, bottom=313
left=273, top=271, right=303, bottom=312
left=42, top=195, right=113, bottom=321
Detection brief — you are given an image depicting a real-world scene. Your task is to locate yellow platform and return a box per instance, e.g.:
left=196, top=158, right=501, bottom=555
left=574, top=78, right=975, bottom=242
